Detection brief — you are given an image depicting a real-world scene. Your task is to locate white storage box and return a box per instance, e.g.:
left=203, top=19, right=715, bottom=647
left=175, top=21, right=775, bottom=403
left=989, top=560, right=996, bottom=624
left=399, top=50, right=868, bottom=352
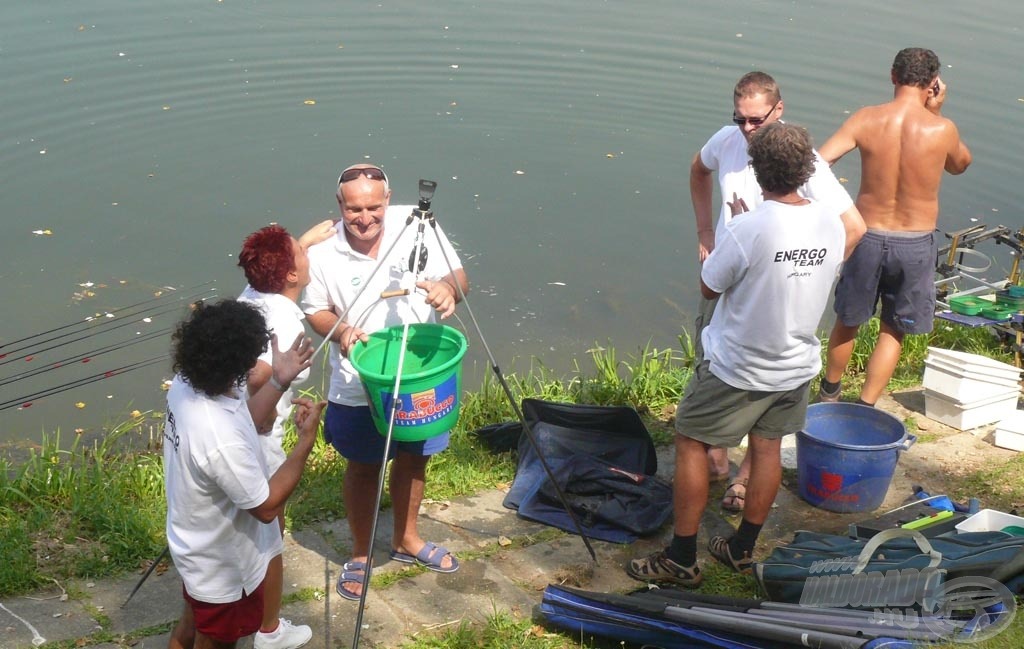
left=925, top=347, right=1022, bottom=382
left=955, top=508, right=1024, bottom=534
left=993, top=410, right=1024, bottom=451
left=924, top=389, right=1020, bottom=431
left=923, top=361, right=1020, bottom=402
left=994, top=429, right=1024, bottom=452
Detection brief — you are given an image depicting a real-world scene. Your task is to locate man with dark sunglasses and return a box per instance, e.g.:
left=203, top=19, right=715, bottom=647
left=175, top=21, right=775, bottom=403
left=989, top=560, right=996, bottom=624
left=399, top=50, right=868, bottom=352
left=817, top=48, right=971, bottom=407
left=688, top=71, right=860, bottom=512
left=303, top=164, right=469, bottom=601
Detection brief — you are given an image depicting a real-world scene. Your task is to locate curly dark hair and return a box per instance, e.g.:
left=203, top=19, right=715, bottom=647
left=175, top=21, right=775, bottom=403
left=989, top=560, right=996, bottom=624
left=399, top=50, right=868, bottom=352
left=172, top=300, right=270, bottom=397
left=891, top=48, right=939, bottom=89
left=734, top=71, right=781, bottom=104
left=748, top=122, right=815, bottom=194
left=238, top=225, right=294, bottom=294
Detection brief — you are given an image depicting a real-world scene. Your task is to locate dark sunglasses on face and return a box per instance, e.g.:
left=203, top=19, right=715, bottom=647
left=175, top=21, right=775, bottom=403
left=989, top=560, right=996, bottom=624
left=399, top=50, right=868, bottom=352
left=732, top=102, right=779, bottom=127
left=338, top=166, right=389, bottom=186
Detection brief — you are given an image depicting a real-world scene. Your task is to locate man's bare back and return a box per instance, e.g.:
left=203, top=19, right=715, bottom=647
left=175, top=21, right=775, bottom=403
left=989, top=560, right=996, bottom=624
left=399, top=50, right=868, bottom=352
left=819, top=78, right=971, bottom=232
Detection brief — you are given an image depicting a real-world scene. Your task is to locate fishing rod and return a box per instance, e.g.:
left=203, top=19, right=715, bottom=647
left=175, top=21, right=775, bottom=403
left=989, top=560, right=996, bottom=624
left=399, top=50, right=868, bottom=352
left=0, top=328, right=172, bottom=388
left=0, top=355, right=168, bottom=411
left=0, top=284, right=215, bottom=362
left=0, top=299, right=206, bottom=368
left=350, top=182, right=455, bottom=649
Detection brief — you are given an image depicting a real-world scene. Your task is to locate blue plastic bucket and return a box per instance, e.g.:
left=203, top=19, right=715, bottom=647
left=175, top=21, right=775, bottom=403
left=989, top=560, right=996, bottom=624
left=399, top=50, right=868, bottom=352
left=797, top=403, right=916, bottom=513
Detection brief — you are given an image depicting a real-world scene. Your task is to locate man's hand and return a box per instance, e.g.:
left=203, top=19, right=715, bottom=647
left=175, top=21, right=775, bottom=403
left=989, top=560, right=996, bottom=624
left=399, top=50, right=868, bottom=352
left=925, top=77, right=947, bottom=115
left=727, top=192, right=749, bottom=217
left=697, top=230, right=716, bottom=262
left=270, top=332, right=314, bottom=388
left=292, top=397, right=327, bottom=442
left=416, top=278, right=458, bottom=319
left=339, top=324, right=369, bottom=358
left=298, top=219, right=337, bottom=249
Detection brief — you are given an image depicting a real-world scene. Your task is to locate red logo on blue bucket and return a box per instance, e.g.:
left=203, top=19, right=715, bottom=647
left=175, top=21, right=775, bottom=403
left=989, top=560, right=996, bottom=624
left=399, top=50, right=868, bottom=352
left=381, top=374, right=458, bottom=427
left=821, top=471, right=844, bottom=493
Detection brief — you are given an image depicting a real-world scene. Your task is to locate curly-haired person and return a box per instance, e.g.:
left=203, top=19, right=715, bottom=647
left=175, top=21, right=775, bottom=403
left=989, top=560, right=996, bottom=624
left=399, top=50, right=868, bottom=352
left=628, top=123, right=865, bottom=587
left=164, top=300, right=325, bottom=649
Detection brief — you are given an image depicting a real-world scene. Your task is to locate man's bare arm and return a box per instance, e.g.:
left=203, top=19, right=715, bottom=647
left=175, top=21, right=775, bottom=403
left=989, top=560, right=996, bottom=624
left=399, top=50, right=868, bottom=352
left=246, top=360, right=275, bottom=433
left=247, top=398, right=325, bottom=523
left=818, top=116, right=861, bottom=165
left=839, top=204, right=867, bottom=261
left=944, top=123, right=972, bottom=175
left=690, top=152, right=716, bottom=260
left=699, top=277, right=720, bottom=300
left=307, top=309, right=367, bottom=357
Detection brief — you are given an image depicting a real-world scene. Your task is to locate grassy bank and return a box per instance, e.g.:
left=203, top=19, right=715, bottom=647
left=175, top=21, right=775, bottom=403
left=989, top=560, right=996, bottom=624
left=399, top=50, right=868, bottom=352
left=1, top=320, right=1021, bottom=647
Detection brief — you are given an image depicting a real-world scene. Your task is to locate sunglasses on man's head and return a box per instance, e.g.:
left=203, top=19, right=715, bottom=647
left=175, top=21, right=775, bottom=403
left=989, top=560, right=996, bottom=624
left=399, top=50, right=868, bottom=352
left=732, top=102, right=779, bottom=127
left=338, top=166, right=388, bottom=186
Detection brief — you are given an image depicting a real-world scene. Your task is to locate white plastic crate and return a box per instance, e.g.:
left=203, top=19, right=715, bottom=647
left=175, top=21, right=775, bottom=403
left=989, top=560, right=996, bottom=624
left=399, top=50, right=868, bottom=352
left=923, top=389, right=1020, bottom=431
left=993, top=410, right=1024, bottom=451
left=994, top=429, right=1024, bottom=452
left=925, top=347, right=1022, bottom=381
left=923, top=361, right=1019, bottom=402
left=955, top=509, right=1024, bottom=533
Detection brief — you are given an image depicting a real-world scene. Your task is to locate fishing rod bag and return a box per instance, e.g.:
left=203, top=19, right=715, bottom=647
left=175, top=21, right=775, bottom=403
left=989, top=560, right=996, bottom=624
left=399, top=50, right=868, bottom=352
left=539, top=584, right=906, bottom=649
left=754, top=528, right=1024, bottom=604
left=503, top=399, right=663, bottom=542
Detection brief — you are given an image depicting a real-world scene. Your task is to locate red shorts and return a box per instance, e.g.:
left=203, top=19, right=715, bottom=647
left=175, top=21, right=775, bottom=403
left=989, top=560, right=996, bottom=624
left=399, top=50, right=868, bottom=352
left=183, top=579, right=265, bottom=643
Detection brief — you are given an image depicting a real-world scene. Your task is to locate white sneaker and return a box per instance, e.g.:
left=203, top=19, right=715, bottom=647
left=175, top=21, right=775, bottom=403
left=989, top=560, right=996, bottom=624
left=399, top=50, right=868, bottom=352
left=254, top=618, right=312, bottom=649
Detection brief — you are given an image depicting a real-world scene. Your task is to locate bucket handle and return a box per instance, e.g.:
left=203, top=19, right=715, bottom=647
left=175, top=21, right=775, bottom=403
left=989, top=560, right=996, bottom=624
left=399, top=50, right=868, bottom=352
left=900, top=433, right=917, bottom=452
left=852, top=527, right=941, bottom=574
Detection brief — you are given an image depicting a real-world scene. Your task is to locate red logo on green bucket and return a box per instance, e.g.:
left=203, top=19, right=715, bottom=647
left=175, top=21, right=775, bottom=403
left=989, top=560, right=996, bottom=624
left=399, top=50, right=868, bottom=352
left=382, top=374, right=458, bottom=427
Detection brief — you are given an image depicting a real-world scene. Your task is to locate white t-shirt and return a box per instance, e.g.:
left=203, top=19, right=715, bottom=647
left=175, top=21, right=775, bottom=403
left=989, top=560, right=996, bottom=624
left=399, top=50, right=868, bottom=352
left=302, top=205, right=463, bottom=405
left=700, top=199, right=846, bottom=391
left=700, top=125, right=853, bottom=240
left=238, top=286, right=309, bottom=474
left=163, top=376, right=282, bottom=603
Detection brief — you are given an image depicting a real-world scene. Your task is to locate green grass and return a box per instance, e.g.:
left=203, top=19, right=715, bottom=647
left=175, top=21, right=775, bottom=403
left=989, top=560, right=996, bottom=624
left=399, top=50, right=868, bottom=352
left=0, top=412, right=166, bottom=596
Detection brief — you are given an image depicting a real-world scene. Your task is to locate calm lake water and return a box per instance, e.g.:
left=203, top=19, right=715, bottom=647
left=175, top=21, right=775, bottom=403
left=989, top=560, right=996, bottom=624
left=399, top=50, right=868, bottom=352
left=2, top=0, right=1022, bottom=445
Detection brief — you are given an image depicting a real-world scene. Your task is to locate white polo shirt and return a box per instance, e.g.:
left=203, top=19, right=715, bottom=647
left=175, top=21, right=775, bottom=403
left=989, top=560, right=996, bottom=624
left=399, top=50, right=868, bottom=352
left=303, top=205, right=463, bottom=405
left=699, top=124, right=854, bottom=239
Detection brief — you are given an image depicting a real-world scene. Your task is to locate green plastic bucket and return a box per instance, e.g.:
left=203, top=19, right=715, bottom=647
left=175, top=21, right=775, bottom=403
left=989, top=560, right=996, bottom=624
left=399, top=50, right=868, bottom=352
left=349, top=323, right=467, bottom=441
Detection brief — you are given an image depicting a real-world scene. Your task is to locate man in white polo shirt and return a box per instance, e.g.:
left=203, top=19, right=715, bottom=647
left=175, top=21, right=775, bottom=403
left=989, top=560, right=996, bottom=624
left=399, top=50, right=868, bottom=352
left=304, top=164, right=469, bottom=601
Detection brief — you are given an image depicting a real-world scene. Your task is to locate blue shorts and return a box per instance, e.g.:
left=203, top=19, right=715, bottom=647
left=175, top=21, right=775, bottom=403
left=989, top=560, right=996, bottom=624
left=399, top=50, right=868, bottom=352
left=323, top=402, right=450, bottom=464
left=833, top=229, right=937, bottom=335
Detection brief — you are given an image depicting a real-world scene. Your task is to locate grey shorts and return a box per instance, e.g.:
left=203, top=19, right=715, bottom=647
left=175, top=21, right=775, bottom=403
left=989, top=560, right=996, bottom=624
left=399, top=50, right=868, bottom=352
left=833, top=229, right=937, bottom=335
left=675, top=361, right=810, bottom=446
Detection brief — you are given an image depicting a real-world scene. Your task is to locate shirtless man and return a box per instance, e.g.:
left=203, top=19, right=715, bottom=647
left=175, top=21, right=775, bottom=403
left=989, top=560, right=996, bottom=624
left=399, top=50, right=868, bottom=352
left=818, top=47, right=972, bottom=406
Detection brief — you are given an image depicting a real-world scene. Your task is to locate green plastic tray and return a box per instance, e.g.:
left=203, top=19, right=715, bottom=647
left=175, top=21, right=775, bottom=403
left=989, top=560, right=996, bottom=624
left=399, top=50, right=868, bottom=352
left=948, top=295, right=989, bottom=316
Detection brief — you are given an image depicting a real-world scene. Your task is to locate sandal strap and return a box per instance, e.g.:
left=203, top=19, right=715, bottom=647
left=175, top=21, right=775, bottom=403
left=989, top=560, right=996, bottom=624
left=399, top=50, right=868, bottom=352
left=417, top=542, right=450, bottom=565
